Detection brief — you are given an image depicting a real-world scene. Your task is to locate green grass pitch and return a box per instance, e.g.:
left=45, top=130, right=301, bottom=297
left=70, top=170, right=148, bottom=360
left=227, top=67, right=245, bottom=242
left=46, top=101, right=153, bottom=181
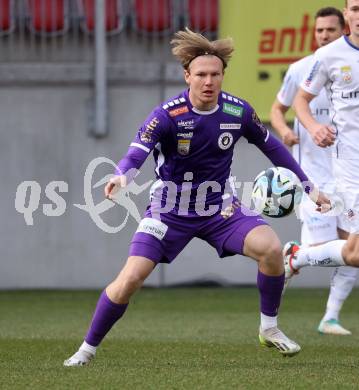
left=0, top=288, right=358, bottom=389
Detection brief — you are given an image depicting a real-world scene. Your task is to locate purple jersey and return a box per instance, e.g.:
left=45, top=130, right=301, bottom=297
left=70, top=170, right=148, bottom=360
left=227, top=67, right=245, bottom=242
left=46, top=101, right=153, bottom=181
left=117, top=89, right=309, bottom=214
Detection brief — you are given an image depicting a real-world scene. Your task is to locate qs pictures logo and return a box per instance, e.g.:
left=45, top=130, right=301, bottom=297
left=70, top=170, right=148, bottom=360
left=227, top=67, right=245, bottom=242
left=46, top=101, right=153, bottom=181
left=14, top=157, right=153, bottom=234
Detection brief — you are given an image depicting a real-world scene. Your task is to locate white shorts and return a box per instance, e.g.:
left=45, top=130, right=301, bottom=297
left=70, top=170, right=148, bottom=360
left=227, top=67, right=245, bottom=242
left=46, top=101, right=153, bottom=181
left=333, top=159, right=359, bottom=234
left=300, top=194, right=338, bottom=246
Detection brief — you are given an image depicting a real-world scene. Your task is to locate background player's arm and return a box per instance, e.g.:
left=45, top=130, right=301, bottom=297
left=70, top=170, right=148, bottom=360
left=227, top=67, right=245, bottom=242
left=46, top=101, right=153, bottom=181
left=270, top=99, right=299, bottom=147
left=293, top=88, right=335, bottom=147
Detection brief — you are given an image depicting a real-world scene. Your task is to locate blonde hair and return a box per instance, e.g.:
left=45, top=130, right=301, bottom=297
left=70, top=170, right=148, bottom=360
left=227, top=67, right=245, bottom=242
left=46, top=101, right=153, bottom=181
left=171, top=28, right=234, bottom=70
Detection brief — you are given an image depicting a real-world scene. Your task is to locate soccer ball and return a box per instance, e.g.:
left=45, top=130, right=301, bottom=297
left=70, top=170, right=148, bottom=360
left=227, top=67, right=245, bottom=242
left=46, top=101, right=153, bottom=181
left=251, top=167, right=303, bottom=218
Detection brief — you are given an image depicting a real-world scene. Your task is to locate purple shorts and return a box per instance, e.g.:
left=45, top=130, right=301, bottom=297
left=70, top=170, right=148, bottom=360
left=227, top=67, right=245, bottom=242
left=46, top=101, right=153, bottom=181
left=129, top=202, right=268, bottom=264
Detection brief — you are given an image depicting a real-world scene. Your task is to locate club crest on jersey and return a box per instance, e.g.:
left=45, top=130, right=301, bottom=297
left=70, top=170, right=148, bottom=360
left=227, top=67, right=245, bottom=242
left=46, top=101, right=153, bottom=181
left=177, top=139, right=191, bottom=155
left=341, top=66, right=352, bottom=83
left=218, top=132, right=233, bottom=150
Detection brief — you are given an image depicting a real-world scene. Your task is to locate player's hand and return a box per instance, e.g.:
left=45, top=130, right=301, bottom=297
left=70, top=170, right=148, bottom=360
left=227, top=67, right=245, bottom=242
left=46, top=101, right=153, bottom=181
left=104, top=175, right=127, bottom=199
left=309, top=187, right=332, bottom=213
left=282, top=129, right=299, bottom=147
left=309, top=124, right=336, bottom=147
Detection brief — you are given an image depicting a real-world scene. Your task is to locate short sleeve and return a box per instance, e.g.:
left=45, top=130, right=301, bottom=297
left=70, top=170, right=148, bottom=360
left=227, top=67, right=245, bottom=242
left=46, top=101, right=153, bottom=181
left=277, top=64, right=298, bottom=107
left=300, top=50, right=328, bottom=96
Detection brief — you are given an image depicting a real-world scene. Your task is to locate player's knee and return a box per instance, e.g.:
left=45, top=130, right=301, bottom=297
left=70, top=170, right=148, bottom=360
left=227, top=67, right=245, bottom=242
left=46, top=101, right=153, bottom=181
left=343, top=244, right=359, bottom=266
left=258, top=239, right=282, bottom=265
left=121, top=273, right=145, bottom=293
left=110, top=272, right=145, bottom=302
left=266, top=239, right=282, bottom=260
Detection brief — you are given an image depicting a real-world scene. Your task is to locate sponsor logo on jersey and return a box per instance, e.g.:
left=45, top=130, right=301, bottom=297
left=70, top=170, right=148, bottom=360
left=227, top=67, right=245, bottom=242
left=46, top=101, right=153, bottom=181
left=177, top=131, right=193, bottom=139
left=316, top=257, right=332, bottom=266
left=169, top=106, right=189, bottom=117
left=311, top=108, right=329, bottom=117
left=140, top=117, right=160, bottom=143
left=136, top=217, right=168, bottom=240
left=347, top=208, right=355, bottom=220
left=222, top=103, right=243, bottom=117
left=218, top=132, right=234, bottom=150
left=177, top=119, right=195, bottom=130
left=220, top=123, right=242, bottom=130
left=341, top=90, right=359, bottom=99
left=341, top=66, right=352, bottom=83
left=177, top=139, right=191, bottom=155
left=304, top=60, right=320, bottom=87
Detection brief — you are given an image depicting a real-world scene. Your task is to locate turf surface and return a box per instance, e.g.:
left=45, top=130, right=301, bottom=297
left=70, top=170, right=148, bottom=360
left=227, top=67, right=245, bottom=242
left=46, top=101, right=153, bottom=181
left=0, top=288, right=358, bottom=389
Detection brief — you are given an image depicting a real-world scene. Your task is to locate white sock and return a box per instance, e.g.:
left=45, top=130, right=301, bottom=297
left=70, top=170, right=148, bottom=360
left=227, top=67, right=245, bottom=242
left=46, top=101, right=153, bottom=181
left=79, top=341, right=97, bottom=356
left=260, top=313, right=277, bottom=330
left=292, top=240, right=346, bottom=270
left=323, top=266, right=358, bottom=321
left=323, top=295, right=343, bottom=322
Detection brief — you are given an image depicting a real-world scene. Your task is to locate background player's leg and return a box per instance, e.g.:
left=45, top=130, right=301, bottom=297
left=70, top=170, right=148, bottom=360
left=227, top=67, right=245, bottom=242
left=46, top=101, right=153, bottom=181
left=342, top=233, right=359, bottom=265
left=319, top=266, right=357, bottom=335
left=299, top=207, right=355, bottom=334
left=289, top=188, right=359, bottom=272
left=64, top=256, right=155, bottom=366
left=288, top=233, right=359, bottom=273
left=319, top=228, right=357, bottom=335
left=289, top=240, right=346, bottom=271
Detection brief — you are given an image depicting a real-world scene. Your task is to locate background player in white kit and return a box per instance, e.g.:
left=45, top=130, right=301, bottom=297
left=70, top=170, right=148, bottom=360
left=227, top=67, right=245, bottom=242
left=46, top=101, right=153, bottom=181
left=270, top=7, right=355, bottom=336
left=284, top=0, right=359, bottom=318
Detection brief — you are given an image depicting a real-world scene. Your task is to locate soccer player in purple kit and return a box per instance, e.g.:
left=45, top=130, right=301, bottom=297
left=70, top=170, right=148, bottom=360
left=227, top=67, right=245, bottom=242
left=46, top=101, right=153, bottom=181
left=64, top=28, right=330, bottom=366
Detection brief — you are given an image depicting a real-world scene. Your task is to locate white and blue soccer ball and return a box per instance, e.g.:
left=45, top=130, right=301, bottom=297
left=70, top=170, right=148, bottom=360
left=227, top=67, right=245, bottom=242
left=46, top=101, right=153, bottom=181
left=252, top=167, right=303, bottom=218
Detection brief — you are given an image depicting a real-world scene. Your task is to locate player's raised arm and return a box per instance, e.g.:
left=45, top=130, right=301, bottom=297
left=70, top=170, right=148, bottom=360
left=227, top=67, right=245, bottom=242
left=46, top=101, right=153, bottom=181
left=293, top=88, right=335, bottom=147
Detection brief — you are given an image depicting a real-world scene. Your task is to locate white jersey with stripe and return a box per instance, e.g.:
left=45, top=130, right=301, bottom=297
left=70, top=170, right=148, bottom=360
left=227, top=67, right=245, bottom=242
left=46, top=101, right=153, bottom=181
left=301, top=36, right=359, bottom=160
left=277, top=54, right=334, bottom=192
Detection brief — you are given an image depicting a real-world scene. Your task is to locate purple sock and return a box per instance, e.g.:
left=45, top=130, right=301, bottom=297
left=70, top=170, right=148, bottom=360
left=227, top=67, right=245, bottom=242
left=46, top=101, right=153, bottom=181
left=85, top=290, right=128, bottom=347
left=257, top=270, right=284, bottom=317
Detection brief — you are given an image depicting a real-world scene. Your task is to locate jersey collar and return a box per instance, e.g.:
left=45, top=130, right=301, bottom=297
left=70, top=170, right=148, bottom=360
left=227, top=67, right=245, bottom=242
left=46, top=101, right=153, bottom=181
left=344, top=35, right=359, bottom=51
left=184, top=88, right=221, bottom=115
